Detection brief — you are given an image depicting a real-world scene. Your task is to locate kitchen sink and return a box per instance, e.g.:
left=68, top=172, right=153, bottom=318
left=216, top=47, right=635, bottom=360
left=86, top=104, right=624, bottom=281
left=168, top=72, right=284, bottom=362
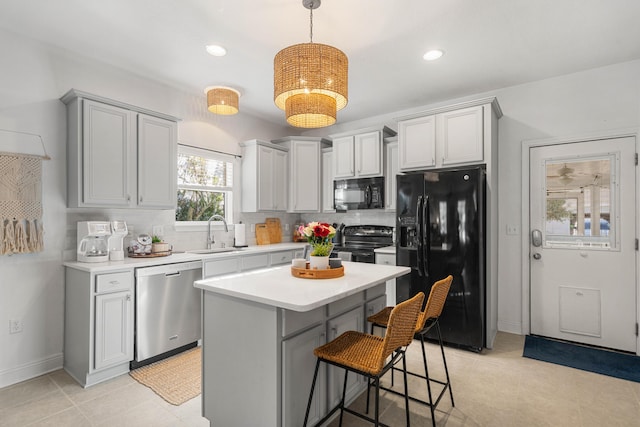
left=185, top=248, right=245, bottom=254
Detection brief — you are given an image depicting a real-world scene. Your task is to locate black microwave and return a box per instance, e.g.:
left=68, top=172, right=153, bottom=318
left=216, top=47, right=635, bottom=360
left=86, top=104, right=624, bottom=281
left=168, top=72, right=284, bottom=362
left=334, top=177, right=385, bottom=210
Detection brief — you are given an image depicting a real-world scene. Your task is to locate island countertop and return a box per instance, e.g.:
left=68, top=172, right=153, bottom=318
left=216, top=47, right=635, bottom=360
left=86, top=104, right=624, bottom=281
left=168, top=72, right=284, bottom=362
left=194, top=261, right=410, bottom=312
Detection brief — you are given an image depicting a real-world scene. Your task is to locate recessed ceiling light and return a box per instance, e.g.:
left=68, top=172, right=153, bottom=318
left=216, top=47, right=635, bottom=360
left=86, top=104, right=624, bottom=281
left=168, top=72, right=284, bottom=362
left=206, top=44, right=227, bottom=57
left=423, top=49, right=444, bottom=61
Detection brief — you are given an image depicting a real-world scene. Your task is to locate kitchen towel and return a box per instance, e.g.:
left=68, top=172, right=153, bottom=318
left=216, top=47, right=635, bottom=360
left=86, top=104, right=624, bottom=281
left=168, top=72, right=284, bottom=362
left=234, top=223, right=246, bottom=246
left=0, top=153, right=44, bottom=255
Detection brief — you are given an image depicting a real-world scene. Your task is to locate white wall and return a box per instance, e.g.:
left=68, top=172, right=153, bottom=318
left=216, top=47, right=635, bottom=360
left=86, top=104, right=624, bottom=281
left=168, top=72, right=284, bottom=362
left=0, top=28, right=289, bottom=387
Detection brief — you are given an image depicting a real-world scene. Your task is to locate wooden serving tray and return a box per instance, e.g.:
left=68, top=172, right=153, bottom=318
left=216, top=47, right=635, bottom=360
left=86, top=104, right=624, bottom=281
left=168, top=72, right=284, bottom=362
left=291, top=264, right=344, bottom=279
left=127, top=250, right=172, bottom=258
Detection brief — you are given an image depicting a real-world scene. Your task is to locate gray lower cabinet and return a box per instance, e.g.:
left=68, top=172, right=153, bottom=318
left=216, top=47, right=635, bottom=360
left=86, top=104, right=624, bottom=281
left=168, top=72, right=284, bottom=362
left=64, top=268, right=134, bottom=387
left=94, top=290, right=133, bottom=370
left=282, top=324, right=326, bottom=427
left=202, top=249, right=300, bottom=279
left=281, top=283, right=385, bottom=425
left=327, top=306, right=365, bottom=408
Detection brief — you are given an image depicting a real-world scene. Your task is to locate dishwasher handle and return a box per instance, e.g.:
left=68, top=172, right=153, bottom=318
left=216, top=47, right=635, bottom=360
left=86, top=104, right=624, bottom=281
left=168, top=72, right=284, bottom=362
left=135, top=261, right=202, bottom=278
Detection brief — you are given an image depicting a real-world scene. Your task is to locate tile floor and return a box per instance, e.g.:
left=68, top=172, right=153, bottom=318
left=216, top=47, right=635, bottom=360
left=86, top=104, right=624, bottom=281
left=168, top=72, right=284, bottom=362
left=1, top=332, right=639, bottom=426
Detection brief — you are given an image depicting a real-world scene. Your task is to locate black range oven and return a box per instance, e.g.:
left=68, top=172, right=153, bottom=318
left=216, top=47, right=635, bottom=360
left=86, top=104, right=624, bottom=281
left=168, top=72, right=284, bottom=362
left=331, top=225, right=393, bottom=263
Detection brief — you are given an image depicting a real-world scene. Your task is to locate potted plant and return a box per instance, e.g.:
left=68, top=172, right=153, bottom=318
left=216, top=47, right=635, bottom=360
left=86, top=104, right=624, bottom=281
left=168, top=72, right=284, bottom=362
left=298, top=222, right=336, bottom=269
left=151, top=235, right=170, bottom=253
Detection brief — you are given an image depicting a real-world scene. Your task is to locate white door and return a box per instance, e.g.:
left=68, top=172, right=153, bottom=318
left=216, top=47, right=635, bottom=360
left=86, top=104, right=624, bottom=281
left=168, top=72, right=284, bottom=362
left=530, top=137, right=636, bottom=352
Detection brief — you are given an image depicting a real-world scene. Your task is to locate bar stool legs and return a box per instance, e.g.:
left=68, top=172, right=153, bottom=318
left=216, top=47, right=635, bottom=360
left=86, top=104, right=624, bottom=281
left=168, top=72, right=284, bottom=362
left=303, top=293, right=425, bottom=427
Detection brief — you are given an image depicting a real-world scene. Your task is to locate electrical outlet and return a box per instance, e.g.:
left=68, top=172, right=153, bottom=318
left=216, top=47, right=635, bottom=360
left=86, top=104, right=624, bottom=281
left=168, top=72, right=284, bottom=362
left=152, top=225, right=164, bottom=237
left=507, top=224, right=519, bottom=235
left=250, top=224, right=255, bottom=233
left=284, top=223, right=290, bottom=232
left=9, top=319, right=23, bottom=334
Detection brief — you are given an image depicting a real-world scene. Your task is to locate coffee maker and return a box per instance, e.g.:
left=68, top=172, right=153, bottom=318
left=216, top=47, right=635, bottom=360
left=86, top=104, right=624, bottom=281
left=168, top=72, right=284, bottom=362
left=107, top=220, right=128, bottom=261
left=77, top=221, right=111, bottom=262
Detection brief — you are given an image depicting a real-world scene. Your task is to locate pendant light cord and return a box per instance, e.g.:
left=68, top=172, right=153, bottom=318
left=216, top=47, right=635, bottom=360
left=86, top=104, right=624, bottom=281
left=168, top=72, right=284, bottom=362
left=309, top=7, right=314, bottom=43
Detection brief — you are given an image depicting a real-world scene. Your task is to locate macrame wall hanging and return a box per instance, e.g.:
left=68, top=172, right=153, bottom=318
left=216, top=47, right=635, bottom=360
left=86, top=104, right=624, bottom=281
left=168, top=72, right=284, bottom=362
left=0, top=129, right=49, bottom=255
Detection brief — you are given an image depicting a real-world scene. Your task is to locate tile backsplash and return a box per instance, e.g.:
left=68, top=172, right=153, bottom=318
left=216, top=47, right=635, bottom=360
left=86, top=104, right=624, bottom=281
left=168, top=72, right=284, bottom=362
left=65, top=209, right=395, bottom=260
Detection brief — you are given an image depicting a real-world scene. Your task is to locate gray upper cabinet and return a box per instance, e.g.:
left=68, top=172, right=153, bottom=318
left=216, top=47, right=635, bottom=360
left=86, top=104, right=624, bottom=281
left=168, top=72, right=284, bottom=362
left=61, top=89, right=178, bottom=209
left=137, top=113, right=178, bottom=208
left=330, top=126, right=397, bottom=179
left=398, top=100, right=498, bottom=171
left=272, top=136, right=330, bottom=213
left=240, top=139, right=288, bottom=212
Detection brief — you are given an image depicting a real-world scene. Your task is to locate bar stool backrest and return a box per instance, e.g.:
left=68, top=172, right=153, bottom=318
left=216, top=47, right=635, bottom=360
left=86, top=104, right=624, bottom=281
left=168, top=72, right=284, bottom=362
left=380, top=292, right=425, bottom=364
left=416, top=275, right=453, bottom=332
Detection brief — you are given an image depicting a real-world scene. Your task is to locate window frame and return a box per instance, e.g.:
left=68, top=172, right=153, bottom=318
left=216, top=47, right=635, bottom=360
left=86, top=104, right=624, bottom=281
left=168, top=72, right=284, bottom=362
left=175, top=144, right=238, bottom=229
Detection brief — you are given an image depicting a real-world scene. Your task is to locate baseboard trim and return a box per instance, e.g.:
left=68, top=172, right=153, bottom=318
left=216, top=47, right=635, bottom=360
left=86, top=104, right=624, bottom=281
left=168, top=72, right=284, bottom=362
left=0, top=353, right=63, bottom=388
left=498, top=320, right=523, bottom=335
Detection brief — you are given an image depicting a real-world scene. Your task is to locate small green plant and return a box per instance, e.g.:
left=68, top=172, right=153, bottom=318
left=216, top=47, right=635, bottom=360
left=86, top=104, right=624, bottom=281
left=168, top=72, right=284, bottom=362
left=152, top=235, right=162, bottom=243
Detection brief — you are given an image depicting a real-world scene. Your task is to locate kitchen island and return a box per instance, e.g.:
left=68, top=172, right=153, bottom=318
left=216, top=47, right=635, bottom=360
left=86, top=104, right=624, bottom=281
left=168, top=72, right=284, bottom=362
left=194, top=261, right=410, bottom=427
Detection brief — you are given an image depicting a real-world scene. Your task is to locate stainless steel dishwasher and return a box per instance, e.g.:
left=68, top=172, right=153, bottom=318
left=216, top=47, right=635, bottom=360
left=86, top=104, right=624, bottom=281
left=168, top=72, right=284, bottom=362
left=133, top=261, right=202, bottom=367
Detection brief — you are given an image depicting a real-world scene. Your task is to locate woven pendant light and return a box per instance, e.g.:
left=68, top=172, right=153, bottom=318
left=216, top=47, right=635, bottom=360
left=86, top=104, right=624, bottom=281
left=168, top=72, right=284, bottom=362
left=205, top=86, right=240, bottom=115
left=286, top=93, right=336, bottom=128
left=274, top=0, right=348, bottom=128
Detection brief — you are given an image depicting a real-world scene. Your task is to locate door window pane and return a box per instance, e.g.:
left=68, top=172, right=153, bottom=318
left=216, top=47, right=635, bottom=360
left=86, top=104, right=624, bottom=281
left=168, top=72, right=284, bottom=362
left=544, top=157, right=614, bottom=249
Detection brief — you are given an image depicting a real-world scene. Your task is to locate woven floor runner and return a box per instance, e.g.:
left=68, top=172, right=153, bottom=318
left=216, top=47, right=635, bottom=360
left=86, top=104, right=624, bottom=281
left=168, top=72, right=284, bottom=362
left=129, top=347, right=201, bottom=405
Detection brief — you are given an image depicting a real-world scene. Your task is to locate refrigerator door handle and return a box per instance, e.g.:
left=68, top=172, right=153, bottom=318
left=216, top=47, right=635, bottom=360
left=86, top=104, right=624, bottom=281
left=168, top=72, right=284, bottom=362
left=416, top=195, right=424, bottom=276
left=423, top=195, right=431, bottom=279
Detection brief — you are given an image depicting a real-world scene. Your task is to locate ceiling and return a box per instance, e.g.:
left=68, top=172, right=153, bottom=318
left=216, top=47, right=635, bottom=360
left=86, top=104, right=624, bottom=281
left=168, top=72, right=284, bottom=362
left=2, top=0, right=640, bottom=127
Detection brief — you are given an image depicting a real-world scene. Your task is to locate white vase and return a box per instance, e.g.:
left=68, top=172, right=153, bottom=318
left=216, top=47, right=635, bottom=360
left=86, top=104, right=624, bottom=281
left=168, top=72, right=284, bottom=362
left=309, top=255, right=330, bottom=270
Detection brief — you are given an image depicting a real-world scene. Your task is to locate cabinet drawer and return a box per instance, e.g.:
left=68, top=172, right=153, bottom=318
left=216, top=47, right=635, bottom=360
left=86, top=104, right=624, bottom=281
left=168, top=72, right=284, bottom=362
left=328, top=292, right=364, bottom=317
left=375, top=253, right=395, bottom=265
left=281, top=306, right=324, bottom=338
left=95, top=271, right=132, bottom=293
left=242, top=254, right=269, bottom=271
left=366, top=283, right=386, bottom=300
left=204, top=258, right=239, bottom=278
left=270, top=250, right=294, bottom=266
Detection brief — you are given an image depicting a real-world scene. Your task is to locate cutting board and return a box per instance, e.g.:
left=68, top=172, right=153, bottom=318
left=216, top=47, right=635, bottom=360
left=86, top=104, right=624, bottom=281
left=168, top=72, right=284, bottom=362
left=266, top=218, right=282, bottom=243
left=256, top=223, right=271, bottom=245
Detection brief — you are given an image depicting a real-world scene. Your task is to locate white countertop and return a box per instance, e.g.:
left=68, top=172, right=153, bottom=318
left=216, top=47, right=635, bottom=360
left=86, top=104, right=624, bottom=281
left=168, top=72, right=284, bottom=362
left=63, top=242, right=307, bottom=272
left=374, top=245, right=396, bottom=254
left=194, top=261, right=410, bottom=312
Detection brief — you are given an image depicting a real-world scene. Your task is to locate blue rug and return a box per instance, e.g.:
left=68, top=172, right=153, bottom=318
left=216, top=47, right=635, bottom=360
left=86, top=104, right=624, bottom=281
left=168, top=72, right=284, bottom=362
left=523, top=335, right=640, bottom=383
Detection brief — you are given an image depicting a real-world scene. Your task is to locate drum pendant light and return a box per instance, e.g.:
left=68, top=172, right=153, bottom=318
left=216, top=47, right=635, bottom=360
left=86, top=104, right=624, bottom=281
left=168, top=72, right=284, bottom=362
left=205, top=86, right=240, bottom=115
left=274, top=0, right=348, bottom=128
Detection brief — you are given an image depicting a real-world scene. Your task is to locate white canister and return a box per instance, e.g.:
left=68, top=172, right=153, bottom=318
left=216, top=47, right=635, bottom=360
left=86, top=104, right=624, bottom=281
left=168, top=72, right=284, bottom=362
left=292, top=258, right=307, bottom=269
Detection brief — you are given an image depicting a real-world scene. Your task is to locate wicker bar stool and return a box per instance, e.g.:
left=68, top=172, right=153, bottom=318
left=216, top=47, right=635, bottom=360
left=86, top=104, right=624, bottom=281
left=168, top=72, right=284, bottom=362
left=366, top=275, right=454, bottom=427
left=303, top=292, right=425, bottom=427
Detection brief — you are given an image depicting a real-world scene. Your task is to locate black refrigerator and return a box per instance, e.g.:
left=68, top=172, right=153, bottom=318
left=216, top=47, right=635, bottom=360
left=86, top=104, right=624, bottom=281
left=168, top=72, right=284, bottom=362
left=396, top=165, right=486, bottom=351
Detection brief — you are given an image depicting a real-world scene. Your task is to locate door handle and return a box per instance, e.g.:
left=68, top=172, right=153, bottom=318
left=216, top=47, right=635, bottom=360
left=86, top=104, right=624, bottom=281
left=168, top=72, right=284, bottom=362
left=531, top=229, right=542, bottom=247
left=533, top=253, right=541, bottom=260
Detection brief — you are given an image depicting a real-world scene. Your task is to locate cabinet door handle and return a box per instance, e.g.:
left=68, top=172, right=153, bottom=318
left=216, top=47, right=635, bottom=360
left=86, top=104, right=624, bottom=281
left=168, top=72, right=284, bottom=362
left=109, top=280, right=120, bottom=285
left=126, top=294, right=131, bottom=301
left=331, top=327, right=338, bottom=337
left=127, top=195, right=131, bottom=201
left=139, top=196, right=143, bottom=203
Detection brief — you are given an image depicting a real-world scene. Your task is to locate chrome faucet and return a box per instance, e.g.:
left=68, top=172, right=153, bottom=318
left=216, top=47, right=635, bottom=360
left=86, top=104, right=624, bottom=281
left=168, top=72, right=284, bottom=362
left=207, top=214, right=229, bottom=249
